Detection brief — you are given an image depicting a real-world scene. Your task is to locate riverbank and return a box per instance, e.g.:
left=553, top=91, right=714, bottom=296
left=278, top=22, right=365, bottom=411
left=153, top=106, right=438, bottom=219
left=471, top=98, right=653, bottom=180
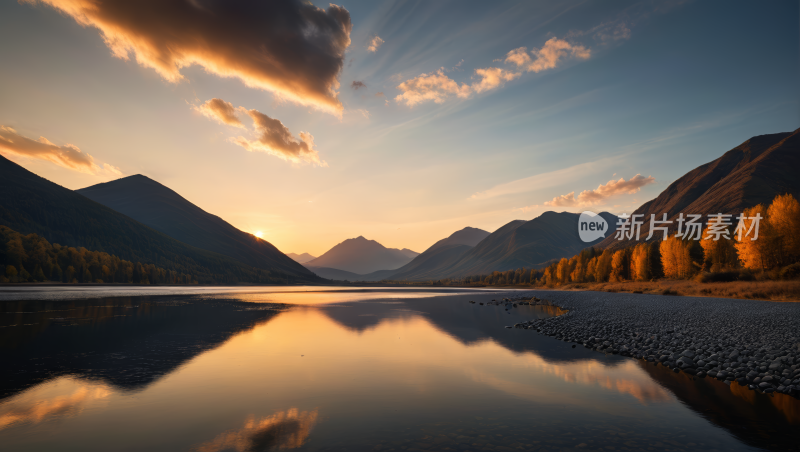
left=509, top=290, right=800, bottom=399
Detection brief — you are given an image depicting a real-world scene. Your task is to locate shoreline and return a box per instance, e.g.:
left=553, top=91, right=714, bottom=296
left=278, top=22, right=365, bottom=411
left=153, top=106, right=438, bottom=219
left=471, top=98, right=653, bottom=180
left=506, top=291, right=800, bottom=399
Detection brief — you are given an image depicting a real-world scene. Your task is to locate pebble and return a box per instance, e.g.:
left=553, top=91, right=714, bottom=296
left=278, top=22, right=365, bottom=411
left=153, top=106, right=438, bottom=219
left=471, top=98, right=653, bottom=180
left=493, top=291, right=800, bottom=399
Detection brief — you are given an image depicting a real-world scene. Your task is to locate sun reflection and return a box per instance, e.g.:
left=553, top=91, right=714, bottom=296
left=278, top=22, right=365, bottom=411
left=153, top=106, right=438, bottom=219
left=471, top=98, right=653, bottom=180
left=193, top=408, right=319, bottom=451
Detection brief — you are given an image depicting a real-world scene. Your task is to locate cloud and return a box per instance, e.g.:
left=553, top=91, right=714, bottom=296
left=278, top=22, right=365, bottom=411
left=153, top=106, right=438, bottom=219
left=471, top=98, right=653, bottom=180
left=394, top=67, right=520, bottom=106
left=394, top=69, right=472, bottom=106
left=471, top=67, right=521, bottom=93
left=0, top=126, right=121, bottom=175
left=544, top=174, right=656, bottom=207
left=470, top=156, right=621, bottom=200
left=351, top=80, right=366, bottom=90
left=194, top=98, right=244, bottom=128
left=396, top=37, right=588, bottom=107
left=374, top=92, right=384, bottom=97
left=25, top=0, right=352, bottom=115
left=596, top=23, right=631, bottom=43
left=367, top=36, right=384, bottom=53
left=505, top=37, right=591, bottom=73
left=233, top=110, right=326, bottom=166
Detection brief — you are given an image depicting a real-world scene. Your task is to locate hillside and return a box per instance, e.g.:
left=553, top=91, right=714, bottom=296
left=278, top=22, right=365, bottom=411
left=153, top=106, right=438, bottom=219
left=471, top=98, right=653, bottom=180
left=597, top=128, right=800, bottom=250
left=304, top=236, right=418, bottom=274
left=0, top=156, right=316, bottom=284
left=77, top=175, right=310, bottom=277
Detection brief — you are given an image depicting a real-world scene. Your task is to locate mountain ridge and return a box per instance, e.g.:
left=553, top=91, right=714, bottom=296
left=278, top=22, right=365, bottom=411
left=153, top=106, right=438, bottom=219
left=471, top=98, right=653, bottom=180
left=77, top=174, right=311, bottom=277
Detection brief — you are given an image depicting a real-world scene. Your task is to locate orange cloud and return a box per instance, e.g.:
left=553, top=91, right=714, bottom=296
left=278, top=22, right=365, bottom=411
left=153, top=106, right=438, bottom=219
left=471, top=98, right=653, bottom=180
left=471, top=67, right=521, bottom=93
left=394, top=69, right=472, bottom=106
left=25, top=0, right=352, bottom=115
left=0, top=126, right=121, bottom=175
left=397, top=36, right=589, bottom=106
left=194, top=98, right=244, bottom=128
left=367, top=36, right=385, bottom=52
left=233, top=109, right=326, bottom=166
left=395, top=67, right=520, bottom=106
left=506, top=37, right=591, bottom=73
left=544, top=174, right=656, bottom=207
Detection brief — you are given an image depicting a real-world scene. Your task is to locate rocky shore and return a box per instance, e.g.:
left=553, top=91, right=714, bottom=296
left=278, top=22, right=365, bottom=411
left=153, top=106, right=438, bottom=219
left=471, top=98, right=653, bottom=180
left=494, top=291, right=800, bottom=399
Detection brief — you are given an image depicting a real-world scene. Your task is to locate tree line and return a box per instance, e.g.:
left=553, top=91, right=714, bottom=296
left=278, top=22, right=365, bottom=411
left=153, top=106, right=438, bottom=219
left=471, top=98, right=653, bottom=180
left=1, top=225, right=196, bottom=284
left=451, top=193, right=800, bottom=287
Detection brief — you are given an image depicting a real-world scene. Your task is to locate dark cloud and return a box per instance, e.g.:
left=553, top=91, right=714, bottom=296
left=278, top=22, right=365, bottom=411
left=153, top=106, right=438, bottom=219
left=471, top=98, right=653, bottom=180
left=26, top=0, right=352, bottom=114
left=351, top=81, right=366, bottom=90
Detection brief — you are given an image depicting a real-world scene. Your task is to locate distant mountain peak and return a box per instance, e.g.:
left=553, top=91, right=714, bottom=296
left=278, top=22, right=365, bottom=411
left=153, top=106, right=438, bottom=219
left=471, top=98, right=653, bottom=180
left=305, top=236, right=418, bottom=274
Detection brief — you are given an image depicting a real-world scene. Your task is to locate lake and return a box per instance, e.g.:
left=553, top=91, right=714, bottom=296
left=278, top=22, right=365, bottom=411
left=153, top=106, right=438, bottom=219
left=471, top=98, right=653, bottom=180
left=0, top=286, right=797, bottom=451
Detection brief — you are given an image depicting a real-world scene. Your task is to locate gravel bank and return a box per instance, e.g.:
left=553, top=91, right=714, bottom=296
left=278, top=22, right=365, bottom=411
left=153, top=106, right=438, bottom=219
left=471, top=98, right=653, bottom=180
left=504, top=290, right=800, bottom=398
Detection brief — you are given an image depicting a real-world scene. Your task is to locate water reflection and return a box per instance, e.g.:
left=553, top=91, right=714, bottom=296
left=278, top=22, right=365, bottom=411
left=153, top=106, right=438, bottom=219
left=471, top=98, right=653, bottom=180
left=194, top=409, right=319, bottom=452
left=0, top=289, right=797, bottom=451
left=0, top=378, right=111, bottom=430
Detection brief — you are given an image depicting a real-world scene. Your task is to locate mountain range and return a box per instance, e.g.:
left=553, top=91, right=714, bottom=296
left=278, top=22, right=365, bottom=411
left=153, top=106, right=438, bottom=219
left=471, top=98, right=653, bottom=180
left=1, top=129, right=795, bottom=285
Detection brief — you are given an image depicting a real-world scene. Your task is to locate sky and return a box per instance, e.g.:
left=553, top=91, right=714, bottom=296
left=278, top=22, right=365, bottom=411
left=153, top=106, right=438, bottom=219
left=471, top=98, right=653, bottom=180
left=0, top=0, right=797, bottom=256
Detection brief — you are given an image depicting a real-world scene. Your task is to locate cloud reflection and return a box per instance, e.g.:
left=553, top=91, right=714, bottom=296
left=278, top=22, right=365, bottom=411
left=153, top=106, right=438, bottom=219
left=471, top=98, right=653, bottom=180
left=0, top=381, right=111, bottom=430
left=193, top=408, right=319, bottom=452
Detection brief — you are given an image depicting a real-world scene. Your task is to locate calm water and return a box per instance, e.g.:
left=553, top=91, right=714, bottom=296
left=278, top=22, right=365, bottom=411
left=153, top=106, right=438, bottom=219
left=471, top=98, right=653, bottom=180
left=0, top=287, right=797, bottom=452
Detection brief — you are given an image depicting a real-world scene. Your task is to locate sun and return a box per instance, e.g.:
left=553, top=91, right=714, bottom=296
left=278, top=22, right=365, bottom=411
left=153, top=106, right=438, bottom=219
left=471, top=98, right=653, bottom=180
left=255, top=231, right=263, bottom=238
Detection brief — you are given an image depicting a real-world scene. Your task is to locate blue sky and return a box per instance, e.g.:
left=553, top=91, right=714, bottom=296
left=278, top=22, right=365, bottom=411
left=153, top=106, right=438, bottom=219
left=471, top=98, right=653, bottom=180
left=0, top=0, right=797, bottom=255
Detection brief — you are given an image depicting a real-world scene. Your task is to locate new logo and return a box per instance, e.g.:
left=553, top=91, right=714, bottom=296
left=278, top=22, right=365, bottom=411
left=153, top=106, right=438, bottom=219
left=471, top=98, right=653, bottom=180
left=578, top=211, right=608, bottom=243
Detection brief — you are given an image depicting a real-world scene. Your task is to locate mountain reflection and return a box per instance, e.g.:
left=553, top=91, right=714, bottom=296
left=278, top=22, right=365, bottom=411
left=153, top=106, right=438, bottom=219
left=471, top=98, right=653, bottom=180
left=193, top=409, right=319, bottom=452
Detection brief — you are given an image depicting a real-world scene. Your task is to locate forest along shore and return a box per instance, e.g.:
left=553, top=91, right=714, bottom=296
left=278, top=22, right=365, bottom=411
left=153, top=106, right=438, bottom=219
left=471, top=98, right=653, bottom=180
left=500, top=290, right=800, bottom=399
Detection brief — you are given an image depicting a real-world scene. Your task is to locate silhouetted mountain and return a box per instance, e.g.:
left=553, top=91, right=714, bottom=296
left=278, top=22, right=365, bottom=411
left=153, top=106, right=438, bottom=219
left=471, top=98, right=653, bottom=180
left=287, top=252, right=316, bottom=264
left=77, top=175, right=311, bottom=277
left=598, top=128, right=800, bottom=250
left=305, top=236, right=418, bottom=274
left=382, top=213, right=617, bottom=281
left=0, top=156, right=315, bottom=283
left=425, top=226, right=490, bottom=253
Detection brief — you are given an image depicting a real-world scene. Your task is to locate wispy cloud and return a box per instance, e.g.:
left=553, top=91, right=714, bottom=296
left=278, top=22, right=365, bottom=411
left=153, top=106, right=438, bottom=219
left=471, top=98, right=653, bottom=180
left=544, top=174, right=655, bottom=207
left=194, top=98, right=244, bottom=128
left=0, top=126, right=121, bottom=175
left=470, top=156, right=620, bottom=200
left=396, top=37, right=589, bottom=107
left=25, top=0, right=352, bottom=115
left=351, top=81, right=367, bottom=90
left=505, top=37, right=590, bottom=72
left=367, top=36, right=385, bottom=53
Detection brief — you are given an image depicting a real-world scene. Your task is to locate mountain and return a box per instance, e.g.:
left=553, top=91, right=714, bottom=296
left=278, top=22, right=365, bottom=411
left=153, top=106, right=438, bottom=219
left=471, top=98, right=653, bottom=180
left=304, top=236, right=418, bottom=274
left=425, top=227, right=490, bottom=253
left=381, top=213, right=618, bottom=281
left=0, top=156, right=316, bottom=283
left=77, top=174, right=310, bottom=277
left=287, top=252, right=317, bottom=264
left=597, top=128, right=800, bottom=250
